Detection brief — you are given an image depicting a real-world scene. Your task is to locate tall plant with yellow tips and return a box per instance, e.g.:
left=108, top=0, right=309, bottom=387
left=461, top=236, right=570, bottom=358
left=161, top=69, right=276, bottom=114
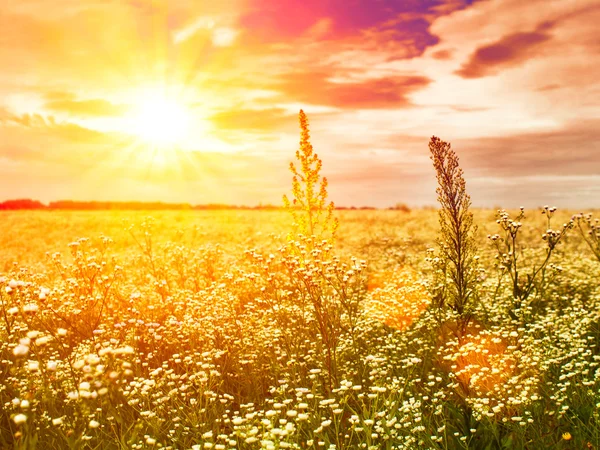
left=283, top=110, right=338, bottom=245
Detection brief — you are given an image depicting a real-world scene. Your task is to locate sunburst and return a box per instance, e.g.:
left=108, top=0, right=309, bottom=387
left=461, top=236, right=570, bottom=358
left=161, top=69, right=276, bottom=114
left=129, top=88, right=193, bottom=148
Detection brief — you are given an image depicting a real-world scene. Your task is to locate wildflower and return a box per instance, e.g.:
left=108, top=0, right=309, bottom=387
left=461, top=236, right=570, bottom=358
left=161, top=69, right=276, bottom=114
left=13, top=414, right=27, bottom=425
left=112, top=346, right=134, bottom=355
left=89, top=420, right=100, bottom=429
left=35, top=336, right=51, bottom=346
left=13, top=344, right=29, bottom=357
left=562, top=432, right=572, bottom=441
left=282, top=110, right=338, bottom=243
left=23, top=303, right=39, bottom=314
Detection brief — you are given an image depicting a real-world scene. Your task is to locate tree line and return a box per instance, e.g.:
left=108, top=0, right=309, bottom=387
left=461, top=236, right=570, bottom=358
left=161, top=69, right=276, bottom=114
left=0, top=199, right=410, bottom=211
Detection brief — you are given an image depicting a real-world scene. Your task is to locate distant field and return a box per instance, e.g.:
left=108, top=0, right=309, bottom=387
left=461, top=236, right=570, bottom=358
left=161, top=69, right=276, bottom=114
left=0, top=210, right=439, bottom=271
left=1, top=208, right=599, bottom=449
left=0, top=208, right=577, bottom=266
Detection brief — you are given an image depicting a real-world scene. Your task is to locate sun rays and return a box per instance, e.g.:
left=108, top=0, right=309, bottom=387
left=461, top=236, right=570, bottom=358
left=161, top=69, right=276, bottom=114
left=131, top=92, right=193, bottom=147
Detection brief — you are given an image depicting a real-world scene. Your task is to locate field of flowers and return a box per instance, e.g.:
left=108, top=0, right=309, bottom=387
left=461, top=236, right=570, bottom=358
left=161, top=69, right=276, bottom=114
left=1, top=206, right=599, bottom=450
left=1, top=115, right=600, bottom=449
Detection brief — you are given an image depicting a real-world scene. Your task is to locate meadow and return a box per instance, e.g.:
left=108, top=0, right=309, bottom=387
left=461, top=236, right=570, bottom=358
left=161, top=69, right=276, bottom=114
left=1, top=206, right=599, bottom=450
left=1, top=121, right=600, bottom=450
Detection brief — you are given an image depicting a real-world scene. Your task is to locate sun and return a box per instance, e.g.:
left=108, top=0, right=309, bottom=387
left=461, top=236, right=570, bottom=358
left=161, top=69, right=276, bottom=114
left=131, top=91, right=192, bottom=147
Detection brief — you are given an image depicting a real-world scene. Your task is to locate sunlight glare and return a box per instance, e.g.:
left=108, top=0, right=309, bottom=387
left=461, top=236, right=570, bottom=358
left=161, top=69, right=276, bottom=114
left=131, top=91, right=192, bottom=147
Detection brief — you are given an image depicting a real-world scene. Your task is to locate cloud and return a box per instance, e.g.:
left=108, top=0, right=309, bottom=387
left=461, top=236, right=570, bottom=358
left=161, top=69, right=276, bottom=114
left=0, top=106, right=13, bottom=122
left=209, top=108, right=295, bottom=133
left=430, top=49, right=453, bottom=60
left=4, top=112, right=119, bottom=143
left=0, top=111, right=132, bottom=173
left=275, top=71, right=431, bottom=109
left=452, top=120, right=600, bottom=178
left=455, top=28, right=553, bottom=78
left=44, top=94, right=129, bottom=117
left=239, top=0, right=474, bottom=43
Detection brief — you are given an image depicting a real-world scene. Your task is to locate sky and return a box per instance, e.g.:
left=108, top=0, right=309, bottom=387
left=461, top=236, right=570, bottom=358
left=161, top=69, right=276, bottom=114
left=0, top=0, right=599, bottom=208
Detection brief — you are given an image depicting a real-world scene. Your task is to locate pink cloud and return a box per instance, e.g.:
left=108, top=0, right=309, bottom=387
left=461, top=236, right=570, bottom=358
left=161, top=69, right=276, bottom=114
left=274, top=71, right=431, bottom=109
left=455, top=28, right=552, bottom=78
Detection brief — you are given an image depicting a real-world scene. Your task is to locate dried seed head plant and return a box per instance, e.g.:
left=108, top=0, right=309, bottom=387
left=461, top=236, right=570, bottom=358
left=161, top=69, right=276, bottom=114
left=283, top=110, right=338, bottom=247
left=572, top=212, right=600, bottom=262
left=429, top=136, right=478, bottom=324
left=489, top=206, right=573, bottom=321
